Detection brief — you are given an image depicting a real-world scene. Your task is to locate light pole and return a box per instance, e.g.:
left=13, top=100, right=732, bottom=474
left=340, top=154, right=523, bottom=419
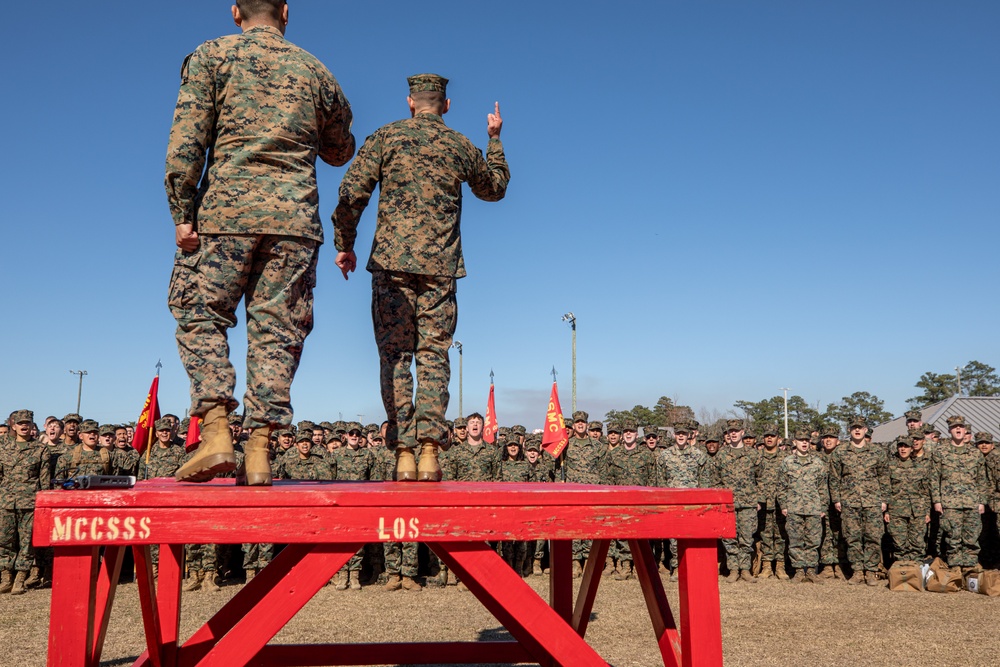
left=780, top=388, right=790, bottom=440
left=452, top=340, right=463, bottom=418
left=69, top=370, right=88, bottom=414
left=561, top=312, right=576, bottom=413
left=955, top=366, right=962, bottom=396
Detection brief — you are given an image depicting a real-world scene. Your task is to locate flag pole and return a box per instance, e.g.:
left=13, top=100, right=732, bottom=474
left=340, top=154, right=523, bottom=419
left=144, top=360, right=162, bottom=468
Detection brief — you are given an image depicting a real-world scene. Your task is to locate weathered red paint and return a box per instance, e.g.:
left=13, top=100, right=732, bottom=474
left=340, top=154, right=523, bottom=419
left=38, top=480, right=733, bottom=667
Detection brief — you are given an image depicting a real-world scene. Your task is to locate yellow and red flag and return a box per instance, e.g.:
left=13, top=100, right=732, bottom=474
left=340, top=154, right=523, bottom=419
left=185, top=416, right=202, bottom=453
left=541, top=382, right=568, bottom=457
left=131, top=375, right=160, bottom=455
left=484, top=382, right=499, bottom=444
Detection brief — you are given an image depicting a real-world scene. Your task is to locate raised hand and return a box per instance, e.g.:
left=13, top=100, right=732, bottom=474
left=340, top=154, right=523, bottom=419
left=487, top=101, right=502, bottom=139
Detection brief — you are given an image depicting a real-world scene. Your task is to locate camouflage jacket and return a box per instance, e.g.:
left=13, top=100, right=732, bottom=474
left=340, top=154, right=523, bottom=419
left=559, top=436, right=606, bottom=485
left=443, top=442, right=498, bottom=482
left=602, top=445, right=654, bottom=486
left=985, top=451, right=1000, bottom=507
left=755, top=449, right=785, bottom=508
left=886, top=456, right=931, bottom=517
left=527, top=455, right=557, bottom=483
left=713, top=446, right=760, bottom=509
left=279, top=453, right=333, bottom=481
left=828, top=442, right=888, bottom=508
left=778, top=453, right=829, bottom=516
left=654, top=445, right=709, bottom=489
left=138, top=444, right=186, bottom=479
left=497, top=458, right=532, bottom=482
left=0, top=438, right=51, bottom=509
left=165, top=25, right=354, bottom=242
left=334, top=113, right=509, bottom=278
left=931, top=442, right=987, bottom=509
left=54, top=446, right=111, bottom=479
left=111, top=447, right=140, bottom=476
left=333, top=446, right=375, bottom=481
left=372, top=447, right=396, bottom=482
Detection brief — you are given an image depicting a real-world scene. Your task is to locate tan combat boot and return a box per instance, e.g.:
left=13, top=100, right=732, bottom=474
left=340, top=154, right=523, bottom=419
left=615, top=560, right=634, bottom=581
left=808, top=568, right=824, bottom=585
left=401, top=576, right=422, bottom=591
left=349, top=571, right=361, bottom=590
left=10, top=572, right=27, bottom=595
left=759, top=561, right=774, bottom=579
left=602, top=557, right=615, bottom=578
left=417, top=443, right=442, bottom=482
left=182, top=570, right=203, bottom=592
left=739, top=570, right=757, bottom=584
left=202, top=571, right=221, bottom=592
left=724, top=569, right=739, bottom=583
left=832, top=564, right=845, bottom=580
left=865, top=571, right=881, bottom=587
left=532, top=559, right=543, bottom=576
left=817, top=565, right=834, bottom=579
left=384, top=574, right=402, bottom=591
left=394, top=446, right=417, bottom=482
left=334, top=570, right=349, bottom=591
left=236, top=425, right=273, bottom=486
left=0, top=570, right=12, bottom=594
left=775, top=563, right=790, bottom=581
left=176, top=405, right=237, bottom=482
left=457, top=580, right=469, bottom=592
left=790, top=570, right=804, bottom=583
left=23, top=566, right=41, bottom=589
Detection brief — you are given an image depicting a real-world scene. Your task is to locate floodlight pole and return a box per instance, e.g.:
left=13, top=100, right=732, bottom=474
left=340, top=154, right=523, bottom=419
left=562, top=313, right=577, bottom=413
left=452, top=341, right=463, bottom=418
left=780, top=388, right=790, bottom=440
left=69, top=370, right=88, bottom=414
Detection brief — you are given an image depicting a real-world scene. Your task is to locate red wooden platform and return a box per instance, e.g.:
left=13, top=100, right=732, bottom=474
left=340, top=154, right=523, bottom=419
left=34, top=480, right=734, bottom=667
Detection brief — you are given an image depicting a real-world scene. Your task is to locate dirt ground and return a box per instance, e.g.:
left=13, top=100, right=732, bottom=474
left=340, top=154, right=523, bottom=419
left=2, top=572, right=997, bottom=667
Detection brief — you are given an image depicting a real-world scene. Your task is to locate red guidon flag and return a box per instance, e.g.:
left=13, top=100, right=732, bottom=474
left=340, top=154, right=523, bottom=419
left=185, top=416, right=202, bottom=452
left=483, top=383, right=499, bottom=444
left=131, top=375, right=160, bottom=455
left=541, top=382, right=568, bottom=457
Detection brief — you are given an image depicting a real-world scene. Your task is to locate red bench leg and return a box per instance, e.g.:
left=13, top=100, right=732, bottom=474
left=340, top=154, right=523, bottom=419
left=90, top=545, right=125, bottom=667
left=677, top=538, right=724, bottom=667
left=549, top=539, right=573, bottom=623
left=572, top=538, right=609, bottom=637
left=48, top=546, right=98, bottom=667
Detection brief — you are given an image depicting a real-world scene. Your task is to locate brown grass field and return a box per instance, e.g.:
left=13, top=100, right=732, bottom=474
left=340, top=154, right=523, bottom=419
left=1, top=573, right=996, bottom=666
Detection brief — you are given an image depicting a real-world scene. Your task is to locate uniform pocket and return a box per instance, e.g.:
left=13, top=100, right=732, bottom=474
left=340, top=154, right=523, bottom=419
left=167, top=249, right=202, bottom=313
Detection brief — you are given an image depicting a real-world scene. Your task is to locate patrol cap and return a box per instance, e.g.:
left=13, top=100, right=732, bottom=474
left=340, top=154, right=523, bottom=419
left=229, top=414, right=243, bottom=425
left=11, top=409, right=34, bottom=424
left=512, top=424, right=527, bottom=435
left=607, top=421, right=622, bottom=434
left=622, top=419, right=637, bottom=432
left=572, top=411, right=589, bottom=423
left=407, top=73, right=448, bottom=95
left=320, top=421, right=335, bottom=432
left=687, top=419, right=701, bottom=431
left=347, top=421, right=363, bottom=433
left=644, top=427, right=659, bottom=439
left=904, top=410, right=922, bottom=422
left=848, top=416, right=867, bottom=428
left=704, top=433, right=720, bottom=444
left=946, top=415, right=967, bottom=429
left=524, top=440, right=540, bottom=452
left=325, top=432, right=342, bottom=444
left=297, top=420, right=316, bottom=433
left=761, top=424, right=779, bottom=436
left=820, top=424, right=839, bottom=437
left=295, top=430, right=312, bottom=443
left=974, top=431, right=994, bottom=444
left=365, top=423, right=380, bottom=434
left=454, top=417, right=468, bottom=428
left=154, top=418, right=172, bottom=431
left=672, top=422, right=690, bottom=434
left=792, top=428, right=811, bottom=441
left=587, top=421, right=603, bottom=431
left=895, top=435, right=914, bottom=448
left=80, top=419, right=100, bottom=434
left=180, top=417, right=191, bottom=430
left=275, top=427, right=293, bottom=438
left=910, top=430, right=925, bottom=440
left=725, top=419, right=744, bottom=432
left=563, top=417, right=573, bottom=428
left=922, top=424, right=937, bottom=435
left=333, top=421, right=347, bottom=433
left=63, top=413, right=82, bottom=424
left=99, top=424, right=116, bottom=437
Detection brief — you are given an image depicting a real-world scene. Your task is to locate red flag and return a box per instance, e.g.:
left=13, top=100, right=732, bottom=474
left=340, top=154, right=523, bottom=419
left=541, top=382, right=568, bottom=458
left=131, top=375, right=160, bottom=455
left=483, top=383, right=499, bottom=444
left=185, top=416, right=202, bottom=452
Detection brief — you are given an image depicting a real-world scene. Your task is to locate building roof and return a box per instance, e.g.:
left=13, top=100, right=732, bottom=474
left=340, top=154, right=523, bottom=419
left=872, top=396, right=1000, bottom=443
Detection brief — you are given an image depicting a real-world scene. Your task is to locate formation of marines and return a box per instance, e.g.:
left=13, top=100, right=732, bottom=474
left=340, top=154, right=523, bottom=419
left=4, top=406, right=998, bottom=596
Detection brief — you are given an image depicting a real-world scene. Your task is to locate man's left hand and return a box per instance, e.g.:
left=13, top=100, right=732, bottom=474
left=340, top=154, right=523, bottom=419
left=335, top=251, right=357, bottom=280
left=176, top=223, right=200, bottom=252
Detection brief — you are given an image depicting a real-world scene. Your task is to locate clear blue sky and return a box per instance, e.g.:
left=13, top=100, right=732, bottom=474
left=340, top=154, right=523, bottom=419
left=1, top=1, right=996, bottom=428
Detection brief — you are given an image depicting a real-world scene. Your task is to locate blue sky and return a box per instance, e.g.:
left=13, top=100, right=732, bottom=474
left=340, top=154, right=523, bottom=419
left=1, top=1, right=996, bottom=428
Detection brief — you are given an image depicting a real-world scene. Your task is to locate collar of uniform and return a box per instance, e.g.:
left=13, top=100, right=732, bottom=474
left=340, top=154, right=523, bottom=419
left=245, top=25, right=284, bottom=39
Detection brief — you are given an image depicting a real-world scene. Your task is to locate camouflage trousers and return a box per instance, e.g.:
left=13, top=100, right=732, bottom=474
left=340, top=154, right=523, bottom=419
left=610, top=539, right=631, bottom=562
left=572, top=539, right=592, bottom=561
left=819, top=505, right=843, bottom=566
left=939, top=508, right=980, bottom=568
left=383, top=542, right=418, bottom=577
left=372, top=270, right=457, bottom=450
left=723, top=508, right=757, bottom=572
left=0, top=508, right=35, bottom=572
left=501, top=541, right=529, bottom=575
left=841, top=505, right=883, bottom=572
left=887, top=512, right=925, bottom=563
left=758, top=508, right=787, bottom=561
left=168, top=235, right=318, bottom=427
left=533, top=539, right=547, bottom=561
left=242, top=543, right=274, bottom=570
left=185, top=544, right=217, bottom=572
left=785, top=514, right=821, bottom=569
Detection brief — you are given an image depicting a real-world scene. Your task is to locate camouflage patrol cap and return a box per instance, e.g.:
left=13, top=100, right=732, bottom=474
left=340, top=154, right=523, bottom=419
left=154, top=418, right=172, bottom=431
left=895, top=435, right=914, bottom=448
left=946, top=415, right=967, bottom=429
left=498, top=426, right=510, bottom=436
left=848, top=416, right=867, bottom=428
left=563, top=417, right=573, bottom=428
left=80, top=419, right=100, bottom=434
left=725, top=419, right=744, bottom=432
left=587, top=421, right=603, bottom=431
left=365, top=423, right=380, bottom=434
left=974, top=431, right=994, bottom=444
left=297, top=420, right=316, bottom=433
left=325, top=432, right=342, bottom=444
left=99, top=424, right=116, bottom=437
left=10, top=409, right=34, bottom=424
left=644, top=427, right=659, bottom=439
left=524, top=440, right=541, bottom=452
left=63, top=413, right=82, bottom=424
left=687, top=419, right=701, bottom=430
left=761, top=424, right=779, bottom=436
left=622, top=419, right=637, bottom=432
left=904, top=410, right=922, bottom=422
left=572, top=411, right=589, bottom=423
left=320, top=421, right=335, bottom=432
left=407, top=73, right=448, bottom=94
left=512, top=424, right=527, bottom=435
left=910, top=430, right=925, bottom=440
left=922, top=423, right=937, bottom=435
left=229, top=413, right=243, bottom=425
left=347, top=421, right=363, bottom=432
left=607, top=421, right=622, bottom=434
left=672, top=421, right=690, bottom=434
left=454, top=417, right=468, bottom=428
left=792, top=428, right=811, bottom=441
left=820, top=424, right=839, bottom=437
left=295, top=430, right=312, bottom=443
left=704, top=433, right=720, bottom=444
left=333, top=421, right=347, bottom=433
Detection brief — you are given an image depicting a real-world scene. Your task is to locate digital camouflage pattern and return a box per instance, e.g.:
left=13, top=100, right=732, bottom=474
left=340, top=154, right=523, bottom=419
left=602, top=445, right=654, bottom=487
left=829, top=442, right=889, bottom=508
left=111, top=448, right=140, bottom=476
left=818, top=448, right=843, bottom=567
left=778, top=452, right=829, bottom=569
left=138, top=444, right=186, bottom=479
left=755, top=449, right=787, bottom=563
left=886, top=456, right=931, bottom=561
left=169, top=235, right=319, bottom=426
left=333, top=114, right=509, bottom=278
left=278, top=452, right=333, bottom=480
left=333, top=446, right=375, bottom=482
left=497, top=458, right=532, bottom=482
left=654, top=445, right=709, bottom=489
left=371, top=271, right=456, bottom=450
left=165, top=26, right=354, bottom=241
left=383, top=541, right=419, bottom=578
left=0, top=436, right=50, bottom=572
left=54, top=446, right=110, bottom=479
left=713, top=445, right=759, bottom=572
left=561, top=435, right=606, bottom=485
left=932, top=442, right=987, bottom=567
left=442, top=443, right=497, bottom=481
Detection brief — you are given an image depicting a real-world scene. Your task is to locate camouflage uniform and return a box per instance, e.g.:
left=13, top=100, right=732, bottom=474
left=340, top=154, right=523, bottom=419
left=655, top=444, right=710, bottom=568
left=442, top=443, right=498, bottom=482
left=138, top=444, right=186, bottom=480
left=165, top=24, right=354, bottom=427
left=755, top=449, right=788, bottom=566
left=333, top=74, right=509, bottom=451
left=278, top=452, right=334, bottom=481
left=829, top=441, right=888, bottom=574
left=111, top=447, right=140, bottom=476
left=333, top=446, right=375, bottom=573
left=932, top=441, right=987, bottom=567
left=0, top=431, right=50, bottom=573
left=560, top=430, right=607, bottom=562
left=886, top=446, right=931, bottom=562
left=54, top=446, right=111, bottom=479
left=713, top=445, right=760, bottom=573
left=817, top=447, right=843, bottom=569
left=778, top=452, right=829, bottom=570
